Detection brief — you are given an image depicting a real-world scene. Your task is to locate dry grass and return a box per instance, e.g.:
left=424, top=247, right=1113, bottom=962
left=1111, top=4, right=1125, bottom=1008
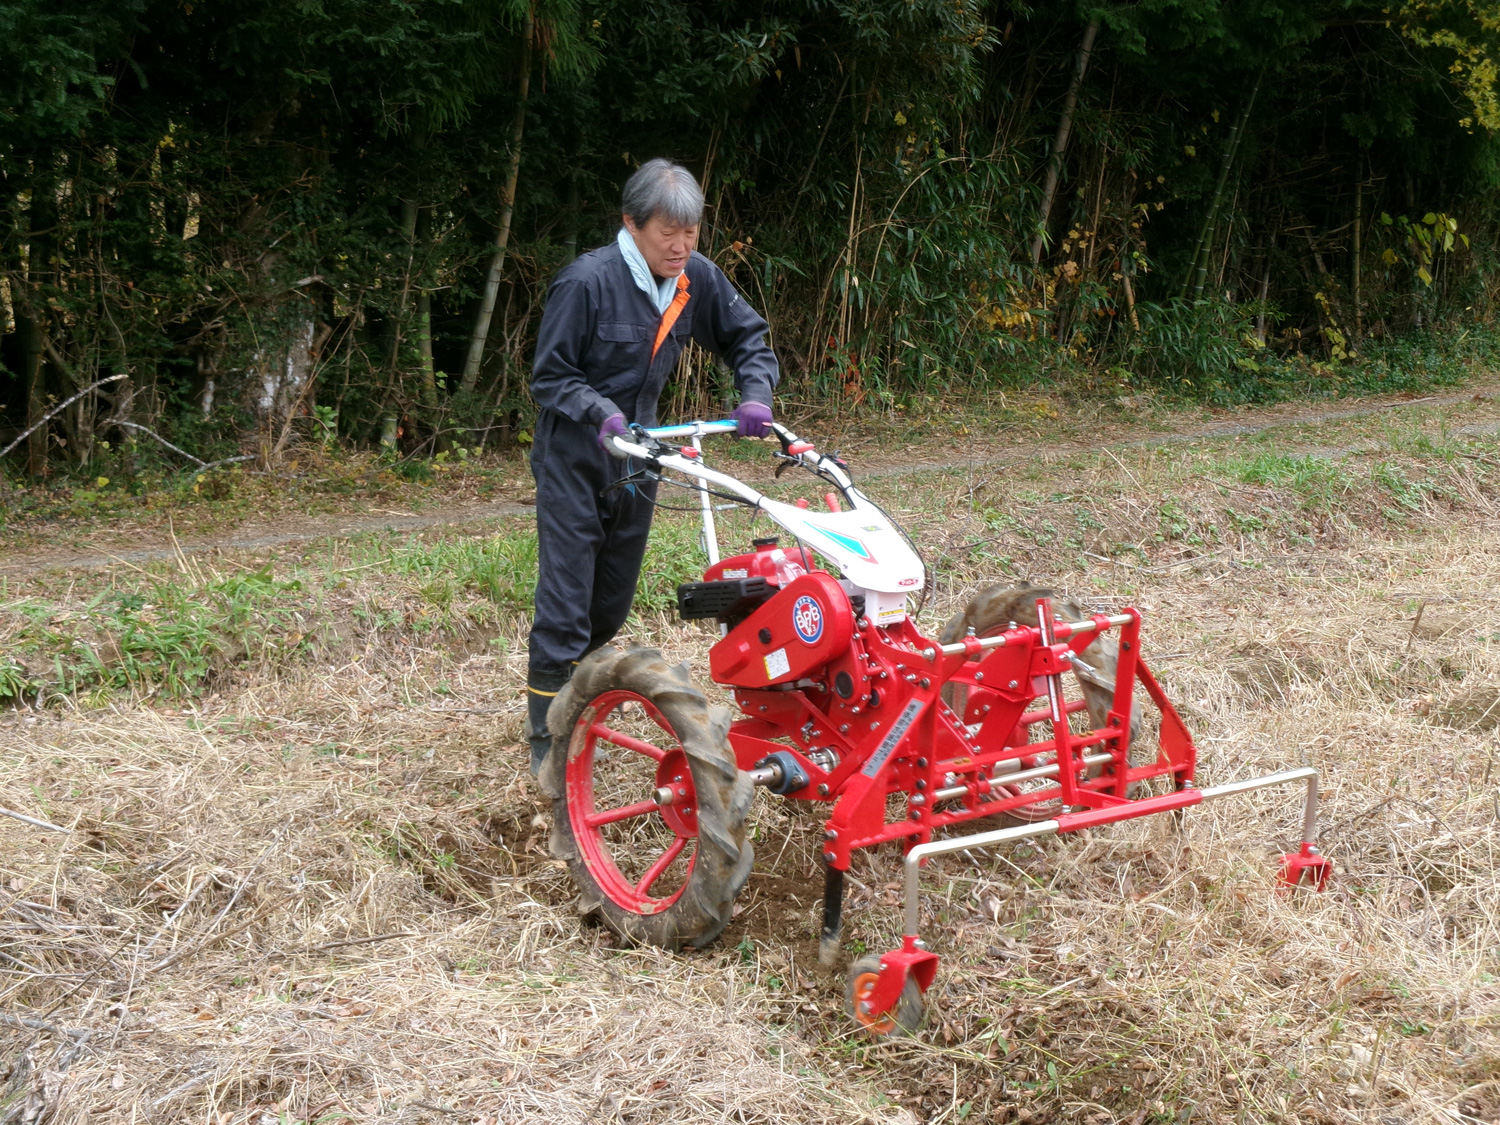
left=6, top=406, right=1500, bottom=1124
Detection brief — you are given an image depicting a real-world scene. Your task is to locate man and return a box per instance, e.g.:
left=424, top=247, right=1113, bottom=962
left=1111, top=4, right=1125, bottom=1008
left=524, top=158, right=780, bottom=774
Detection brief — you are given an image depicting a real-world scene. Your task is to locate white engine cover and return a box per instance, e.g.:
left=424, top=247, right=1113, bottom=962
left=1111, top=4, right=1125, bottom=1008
left=758, top=498, right=925, bottom=595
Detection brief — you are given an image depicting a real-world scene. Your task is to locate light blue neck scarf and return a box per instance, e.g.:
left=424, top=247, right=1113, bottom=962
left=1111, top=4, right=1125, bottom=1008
left=617, top=227, right=679, bottom=315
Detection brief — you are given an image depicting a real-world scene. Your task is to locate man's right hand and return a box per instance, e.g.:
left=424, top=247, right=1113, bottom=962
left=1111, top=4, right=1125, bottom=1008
left=596, top=412, right=628, bottom=452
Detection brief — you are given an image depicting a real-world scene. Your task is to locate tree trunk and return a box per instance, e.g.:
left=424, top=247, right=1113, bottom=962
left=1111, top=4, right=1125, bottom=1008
left=416, top=285, right=437, bottom=410
left=1254, top=235, right=1274, bottom=344
left=1352, top=172, right=1364, bottom=341
left=460, top=14, right=535, bottom=395
left=17, top=308, right=47, bottom=477
left=1030, top=17, right=1099, bottom=266
left=382, top=195, right=423, bottom=421
left=1185, top=70, right=1263, bottom=301
left=560, top=170, right=580, bottom=264
left=20, top=165, right=58, bottom=477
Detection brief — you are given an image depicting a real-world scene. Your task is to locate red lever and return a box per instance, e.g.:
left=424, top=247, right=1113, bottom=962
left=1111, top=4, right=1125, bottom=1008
left=679, top=446, right=700, bottom=459
left=788, top=441, right=814, bottom=455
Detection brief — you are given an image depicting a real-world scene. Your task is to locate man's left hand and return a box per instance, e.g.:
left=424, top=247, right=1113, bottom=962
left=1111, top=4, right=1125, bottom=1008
left=733, top=400, right=773, bottom=438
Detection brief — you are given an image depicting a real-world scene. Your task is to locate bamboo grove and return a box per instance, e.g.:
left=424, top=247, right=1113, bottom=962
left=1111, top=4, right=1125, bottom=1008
left=2, top=0, right=1499, bottom=473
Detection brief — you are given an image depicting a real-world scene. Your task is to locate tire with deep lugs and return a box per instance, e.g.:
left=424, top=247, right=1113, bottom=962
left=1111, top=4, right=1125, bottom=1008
left=543, top=645, right=753, bottom=951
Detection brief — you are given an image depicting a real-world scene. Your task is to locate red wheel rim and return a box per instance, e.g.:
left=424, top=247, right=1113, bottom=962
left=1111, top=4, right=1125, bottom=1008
left=850, top=971, right=898, bottom=1034
left=565, top=690, right=698, bottom=915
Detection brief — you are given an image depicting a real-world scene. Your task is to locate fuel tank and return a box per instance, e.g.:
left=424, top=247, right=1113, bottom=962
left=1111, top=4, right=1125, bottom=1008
left=703, top=536, right=814, bottom=585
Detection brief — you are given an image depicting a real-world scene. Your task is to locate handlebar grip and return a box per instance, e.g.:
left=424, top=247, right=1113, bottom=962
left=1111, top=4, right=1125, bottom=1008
left=644, top=419, right=739, bottom=439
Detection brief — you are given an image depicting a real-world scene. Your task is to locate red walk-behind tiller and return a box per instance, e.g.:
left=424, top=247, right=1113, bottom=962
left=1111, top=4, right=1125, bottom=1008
left=537, top=419, right=1332, bottom=1036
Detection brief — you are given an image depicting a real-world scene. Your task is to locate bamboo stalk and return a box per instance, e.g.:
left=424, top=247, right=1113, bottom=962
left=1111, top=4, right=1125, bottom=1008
left=460, top=13, right=535, bottom=395
left=1353, top=172, right=1364, bottom=341
left=1185, top=69, right=1263, bottom=301
left=1030, top=17, right=1100, bottom=266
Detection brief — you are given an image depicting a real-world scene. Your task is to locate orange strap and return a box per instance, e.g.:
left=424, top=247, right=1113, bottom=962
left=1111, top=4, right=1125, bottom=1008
left=651, top=272, right=691, bottom=359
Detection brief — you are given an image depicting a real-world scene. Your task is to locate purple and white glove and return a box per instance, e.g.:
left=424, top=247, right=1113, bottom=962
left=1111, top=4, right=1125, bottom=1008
left=733, top=400, right=773, bottom=438
left=596, top=411, right=628, bottom=453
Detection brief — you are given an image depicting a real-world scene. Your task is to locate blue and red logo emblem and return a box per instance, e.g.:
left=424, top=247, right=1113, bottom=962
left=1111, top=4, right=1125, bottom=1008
left=792, top=595, right=824, bottom=644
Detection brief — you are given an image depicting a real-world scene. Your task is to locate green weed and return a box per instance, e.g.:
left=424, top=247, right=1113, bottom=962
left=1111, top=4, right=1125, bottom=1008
left=12, top=565, right=304, bottom=698
left=0, top=657, right=36, bottom=704
left=1232, top=452, right=1352, bottom=509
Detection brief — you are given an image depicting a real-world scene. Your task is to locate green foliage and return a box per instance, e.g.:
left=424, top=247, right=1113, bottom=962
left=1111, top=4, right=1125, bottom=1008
left=1399, top=0, right=1500, bottom=130
left=1122, top=298, right=1266, bottom=400
left=0, top=657, right=36, bottom=705
left=3, top=0, right=1500, bottom=472
left=16, top=566, right=303, bottom=697
left=378, top=515, right=706, bottom=618
left=1233, top=452, right=1352, bottom=509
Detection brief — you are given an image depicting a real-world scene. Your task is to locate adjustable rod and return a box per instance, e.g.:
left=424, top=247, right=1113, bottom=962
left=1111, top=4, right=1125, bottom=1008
left=903, top=821, right=1061, bottom=936
left=932, top=750, right=1114, bottom=802
left=934, top=613, right=1134, bottom=660
left=904, top=766, right=1322, bottom=937
left=1198, top=766, right=1320, bottom=846
left=747, top=764, right=782, bottom=788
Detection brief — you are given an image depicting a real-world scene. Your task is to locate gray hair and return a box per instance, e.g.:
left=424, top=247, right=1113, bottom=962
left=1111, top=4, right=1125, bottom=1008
left=622, top=158, right=704, bottom=228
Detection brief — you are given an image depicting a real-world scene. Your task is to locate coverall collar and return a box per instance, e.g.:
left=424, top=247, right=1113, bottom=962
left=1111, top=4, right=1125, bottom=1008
left=616, top=227, right=682, bottom=315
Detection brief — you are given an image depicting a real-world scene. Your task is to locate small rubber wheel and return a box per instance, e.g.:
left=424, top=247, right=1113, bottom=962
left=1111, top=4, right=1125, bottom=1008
left=844, top=954, right=925, bottom=1037
left=547, top=646, right=753, bottom=952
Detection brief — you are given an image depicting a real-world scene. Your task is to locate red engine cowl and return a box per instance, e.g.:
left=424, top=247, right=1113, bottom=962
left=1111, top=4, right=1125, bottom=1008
left=710, top=571, right=853, bottom=689
left=703, top=539, right=814, bottom=585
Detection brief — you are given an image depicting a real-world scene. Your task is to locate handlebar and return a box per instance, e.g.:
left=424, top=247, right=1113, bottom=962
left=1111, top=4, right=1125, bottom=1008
left=641, top=419, right=739, bottom=440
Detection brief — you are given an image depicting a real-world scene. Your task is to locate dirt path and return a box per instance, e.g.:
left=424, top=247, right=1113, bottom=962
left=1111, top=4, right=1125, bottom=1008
left=858, top=384, right=1500, bottom=477
left=0, top=497, right=534, bottom=575
left=4, top=384, right=1496, bottom=576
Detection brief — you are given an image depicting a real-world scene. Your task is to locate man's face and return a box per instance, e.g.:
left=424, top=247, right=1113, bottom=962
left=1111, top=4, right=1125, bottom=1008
left=623, top=213, right=699, bottom=279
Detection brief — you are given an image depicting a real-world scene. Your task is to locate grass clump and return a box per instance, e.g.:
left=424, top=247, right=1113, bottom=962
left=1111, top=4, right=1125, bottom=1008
left=1231, top=451, right=1353, bottom=510
left=373, top=514, right=707, bottom=619
left=11, top=565, right=306, bottom=698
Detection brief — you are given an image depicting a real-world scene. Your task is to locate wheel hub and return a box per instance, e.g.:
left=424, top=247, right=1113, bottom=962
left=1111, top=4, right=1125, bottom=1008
left=653, top=749, right=699, bottom=837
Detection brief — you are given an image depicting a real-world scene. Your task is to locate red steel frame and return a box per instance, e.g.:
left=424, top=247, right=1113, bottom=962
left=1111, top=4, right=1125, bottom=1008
left=724, top=598, right=1197, bottom=858
left=714, top=590, right=1328, bottom=1027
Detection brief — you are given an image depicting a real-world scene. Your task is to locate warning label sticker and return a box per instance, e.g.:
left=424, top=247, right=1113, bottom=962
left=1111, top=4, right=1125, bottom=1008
left=764, top=647, right=791, bottom=681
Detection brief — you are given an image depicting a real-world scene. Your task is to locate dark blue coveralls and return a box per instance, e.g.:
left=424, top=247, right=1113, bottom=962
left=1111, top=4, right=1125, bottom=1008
left=525, top=240, right=779, bottom=765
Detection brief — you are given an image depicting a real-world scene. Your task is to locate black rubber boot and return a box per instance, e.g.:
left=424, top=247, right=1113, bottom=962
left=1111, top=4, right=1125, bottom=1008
left=525, top=667, right=571, bottom=778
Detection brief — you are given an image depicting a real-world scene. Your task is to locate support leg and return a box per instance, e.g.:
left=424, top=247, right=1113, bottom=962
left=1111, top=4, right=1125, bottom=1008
left=1279, top=774, right=1331, bottom=889
left=819, top=865, right=844, bottom=968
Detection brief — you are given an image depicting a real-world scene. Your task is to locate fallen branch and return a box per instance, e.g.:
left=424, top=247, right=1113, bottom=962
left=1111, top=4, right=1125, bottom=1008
left=1085, top=549, right=1224, bottom=574
left=0, top=372, right=128, bottom=460
left=110, top=420, right=257, bottom=473
left=150, top=1067, right=220, bottom=1110
left=277, top=931, right=422, bottom=956
left=0, top=805, right=71, bottom=834
left=113, top=421, right=206, bottom=466
left=147, top=818, right=291, bottom=974
left=0, top=1010, right=89, bottom=1040
left=149, top=894, right=289, bottom=974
